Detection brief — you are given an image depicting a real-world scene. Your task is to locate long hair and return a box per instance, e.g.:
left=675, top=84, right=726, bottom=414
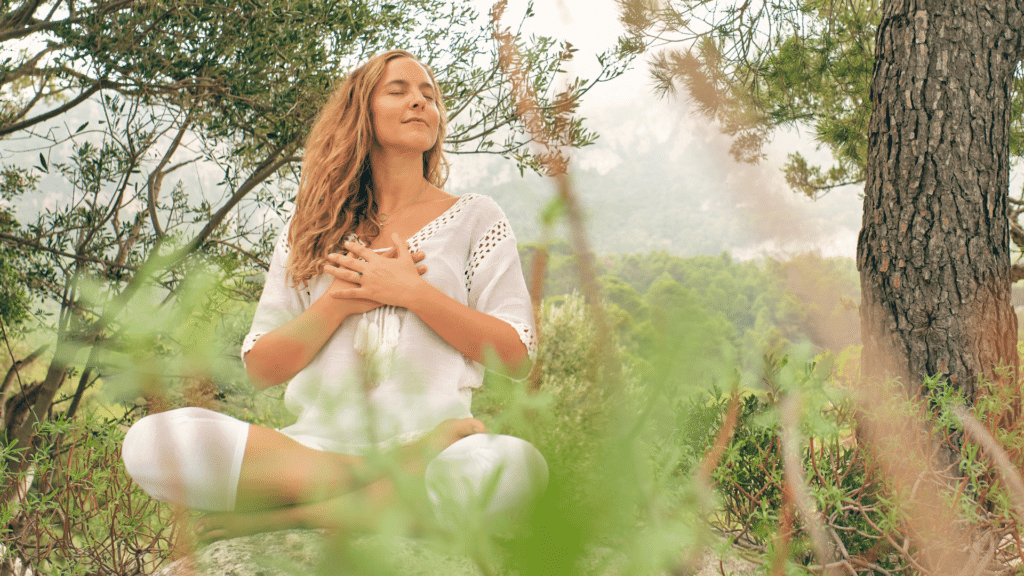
left=287, top=50, right=450, bottom=287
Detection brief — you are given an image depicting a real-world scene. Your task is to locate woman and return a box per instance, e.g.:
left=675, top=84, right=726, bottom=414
left=122, top=50, right=547, bottom=540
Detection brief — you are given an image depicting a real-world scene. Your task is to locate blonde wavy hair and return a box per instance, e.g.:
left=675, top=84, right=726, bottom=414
left=287, top=50, right=450, bottom=287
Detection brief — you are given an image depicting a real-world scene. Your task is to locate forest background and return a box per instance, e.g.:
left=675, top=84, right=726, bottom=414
left=4, top=0, right=1024, bottom=575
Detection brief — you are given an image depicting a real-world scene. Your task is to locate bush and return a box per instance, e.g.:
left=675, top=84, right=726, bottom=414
left=705, top=353, right=1024, bottom=574
left=7, top=280, right=1024, bottom=576
left=1, top=414, right=182, bottom=575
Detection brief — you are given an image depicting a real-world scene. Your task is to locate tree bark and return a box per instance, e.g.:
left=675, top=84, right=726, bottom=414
left=859, top=0, right=1024, bottom=402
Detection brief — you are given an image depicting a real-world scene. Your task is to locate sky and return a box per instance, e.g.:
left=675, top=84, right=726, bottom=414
left=0, top=0, right=866, bottom=261
left=10, top=1, right=1024, bottom=261
left=457, top=0, right=864, bottom=259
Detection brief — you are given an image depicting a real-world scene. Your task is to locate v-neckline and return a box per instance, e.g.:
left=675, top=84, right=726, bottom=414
left=371, top=193, right=476, bottom=251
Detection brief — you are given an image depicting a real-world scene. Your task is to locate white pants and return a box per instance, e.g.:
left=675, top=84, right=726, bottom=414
left=121, top=408, right=548, bottom=528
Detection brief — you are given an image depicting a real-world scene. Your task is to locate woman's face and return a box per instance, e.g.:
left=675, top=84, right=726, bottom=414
left=369, top=57, right=440, bottom=156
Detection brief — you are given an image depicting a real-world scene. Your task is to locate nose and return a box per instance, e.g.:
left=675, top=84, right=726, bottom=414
left=411, top=91, right=426, bottom=109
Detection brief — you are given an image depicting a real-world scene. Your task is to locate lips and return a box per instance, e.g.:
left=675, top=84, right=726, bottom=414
left=403, top=118, right=428, bottom=126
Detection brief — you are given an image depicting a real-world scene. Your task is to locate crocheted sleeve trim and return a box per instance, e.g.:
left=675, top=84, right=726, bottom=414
left=464, top=216, right=538, bottom=359
left=464, top=217, right=512, bottom=293
left=509, top=321, right=538, bottom=360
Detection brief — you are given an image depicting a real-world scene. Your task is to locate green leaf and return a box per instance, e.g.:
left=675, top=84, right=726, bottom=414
left=541, top=196, right=565, bottom=225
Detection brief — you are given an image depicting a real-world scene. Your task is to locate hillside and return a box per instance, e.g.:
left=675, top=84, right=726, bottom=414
left=448, top=99, right=863, bottom=260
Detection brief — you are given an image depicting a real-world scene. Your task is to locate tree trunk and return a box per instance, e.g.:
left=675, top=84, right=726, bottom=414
left=7, top=339, right=74, bottom=449
left=858, top=0, right=1024, bottom=403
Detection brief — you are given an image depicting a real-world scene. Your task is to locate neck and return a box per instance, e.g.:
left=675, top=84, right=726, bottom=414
left=370, top=149, right=427, bottom=213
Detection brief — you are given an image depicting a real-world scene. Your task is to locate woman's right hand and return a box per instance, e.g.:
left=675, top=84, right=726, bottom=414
left=247, top=246, right=430, bottom=389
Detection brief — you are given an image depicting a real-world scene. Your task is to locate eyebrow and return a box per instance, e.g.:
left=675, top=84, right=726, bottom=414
left=383, top=79, right=434, bottom=91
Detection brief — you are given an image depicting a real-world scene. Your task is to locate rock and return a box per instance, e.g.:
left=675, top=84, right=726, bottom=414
left=152, top=530, right=323, bottom=576
left=151, top=531, right=758, bottom=576
left=692, top=550, right=759, bottom=576
left=151, top=530, right=482, bottom=576
left=1, top=542, right=37, bottom=576
left=574, top=546, right=758, bottom=576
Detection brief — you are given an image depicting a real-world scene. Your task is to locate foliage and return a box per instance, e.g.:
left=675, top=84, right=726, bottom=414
left=618, top=0, right=1024, bottom=256
left=5, top=243, right=1024, bottom=574
left=0, top=166, right=33, bottom=330
left=525, top=245, right=860, bottom=368
left=1, top=413, right=181, bottom=575
left=475, top=270, right=1024, bottom=575
left=619, top=0, right=885, bottom=188
left=472, top=290, right=718, bottom=576
left=0, top=0, right=641, bottom=476
left=475, top=276, right=1024, bottom=575
left=704, top=354, right=1024, bottom=574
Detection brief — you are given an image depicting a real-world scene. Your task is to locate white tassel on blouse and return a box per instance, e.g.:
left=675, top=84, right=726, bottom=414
left=354, top=305, right=401, bottom=385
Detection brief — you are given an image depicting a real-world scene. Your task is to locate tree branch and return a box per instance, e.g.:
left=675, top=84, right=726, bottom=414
left=186, top=151, right=300, bottom=252
left=0, top=330, right=47, bottom=427
left=0, top=0, right=136, bottom=43
left=148, top=118, right=192, bottom=239
left=0, top=231, right=137, bottom=272
left=111, top=212, right=144, bottom=272
left=0, top=44, right=62, bottom=88
left=207, top=239, right=270, bottom=271
left=0, top=81, right=107, bottom=137
left=90, top=149, right=301, bottom=337
left=1012, top=263, right=1024, bottom=284
left=0, top=0, right=45, bottom=33
left=445, top=65, right=502, bottom=122
left=77, top=140, right=147, bottom=254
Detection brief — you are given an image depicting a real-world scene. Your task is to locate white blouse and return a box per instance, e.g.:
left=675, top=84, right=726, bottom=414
left=241, top=194, right=537, bottom=454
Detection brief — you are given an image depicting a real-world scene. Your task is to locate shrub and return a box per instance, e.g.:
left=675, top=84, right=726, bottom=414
left=705, top=353, right=1024, bottom=574
left=1, top=414, right=183, bottom=575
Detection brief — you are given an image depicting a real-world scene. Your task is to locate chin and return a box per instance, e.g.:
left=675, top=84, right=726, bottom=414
left=401, top=139, right=438, bottom=154
left=375, top=140, right=434, bottom=156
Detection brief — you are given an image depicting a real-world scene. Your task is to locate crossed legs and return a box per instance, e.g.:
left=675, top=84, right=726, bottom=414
left=121, top=408, right=547, bottom=541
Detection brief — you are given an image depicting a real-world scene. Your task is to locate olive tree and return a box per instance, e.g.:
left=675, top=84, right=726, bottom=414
left=0, top=0, right=639, bottom=458
left=620, top=0, right=1024, bottom=401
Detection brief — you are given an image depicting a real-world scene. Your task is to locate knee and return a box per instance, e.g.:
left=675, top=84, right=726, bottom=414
left=425, top=434, right=548, bottom=529
left=121, top=407, right=245, bottom=512
left=122, top=407, right=223, bottom=466
left=122, top=408, right=196, bottom=475
left=121, top=412, right=163, bottom=483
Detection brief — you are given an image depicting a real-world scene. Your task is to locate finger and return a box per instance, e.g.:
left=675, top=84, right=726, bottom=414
left=416, top=264, right=428, bottom=275
left=324, top=264, right=363, bottom=284
left=327, top=252, right=366, bottom=273
left=411, top=250, right=426, bottom=263
left=328, top=287, right=363, bottom=300
left=391, top=233, right=411, bottom=258
left=344, top=241, right=379, bottom=262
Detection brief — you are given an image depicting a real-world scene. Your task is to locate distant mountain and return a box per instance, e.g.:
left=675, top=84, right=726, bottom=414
left=448, top=99, right=863, bottom=259
left=5, top=89, right=863, bottom=261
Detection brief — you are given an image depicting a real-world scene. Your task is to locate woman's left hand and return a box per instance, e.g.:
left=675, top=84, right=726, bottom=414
left=324, top=233, right=427, bottom=308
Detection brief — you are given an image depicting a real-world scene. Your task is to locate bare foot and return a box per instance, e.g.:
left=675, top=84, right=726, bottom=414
left=422, top=418, right=485, bottom=454
left=192, top=507, right=303, bottom=543
left=194, top=478, right=401, bottom=543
